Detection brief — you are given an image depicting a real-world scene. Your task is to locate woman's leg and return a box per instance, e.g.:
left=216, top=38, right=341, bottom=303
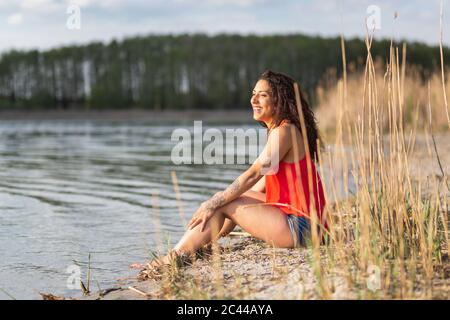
left=173, top=209, right=227, bottom=254
left=216, top=190, right=266, bottom=238
left=220, top=197, right=294, bottom=248
left=130, top=191, right=268, bottom=269
left=174, top=195, right=294, bottom=254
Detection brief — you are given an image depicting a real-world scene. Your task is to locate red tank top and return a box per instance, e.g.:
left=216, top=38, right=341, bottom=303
left=265, top=155, right=328, bottom=229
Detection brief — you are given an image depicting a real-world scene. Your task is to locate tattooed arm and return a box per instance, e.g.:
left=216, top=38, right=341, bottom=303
left=187, top=125, right=293, bottom=231
left=202, top=172, right=259, bottom=212
left=202, top=124, right=294, bottom=212
left=187, top=171, right=261, bottom=231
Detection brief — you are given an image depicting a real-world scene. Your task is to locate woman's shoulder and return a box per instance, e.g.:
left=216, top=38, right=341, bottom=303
left=277, top=121, right=306, bottom=162
left=277, top=120, right=305, bottom=146
left=269, top=120, right=301, bottom=142
left=278, top=120, right=299, bottom=135
left=280, top=121, right=293, bottom=129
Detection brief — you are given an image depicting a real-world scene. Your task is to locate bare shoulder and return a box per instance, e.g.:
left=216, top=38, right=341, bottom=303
left=277, top=122, right=306, bottom=162
left=277, top=122, right=300, bottom=140
left=268, top=124, right=292, bottom=145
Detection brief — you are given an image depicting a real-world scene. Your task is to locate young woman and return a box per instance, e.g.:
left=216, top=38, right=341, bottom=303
left=132, top=70, right=327, bottom=276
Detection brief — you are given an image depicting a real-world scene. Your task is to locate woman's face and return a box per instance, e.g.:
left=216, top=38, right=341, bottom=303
left=250, top=79, right=275, bottom=124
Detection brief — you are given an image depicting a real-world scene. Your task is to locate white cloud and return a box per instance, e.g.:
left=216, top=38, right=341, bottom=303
left=205, top=0, right=266, bottom=6
left=68, top=0, right=124, bottom=8
left=0, top=0, right=448, bottom=53
left=20, top=0, right=54, bottom=9
left=7, top=13, right=23, bottom=25
left=69, top=0, right=91, bottom=6
left=174, top=0, right=267, bottom=7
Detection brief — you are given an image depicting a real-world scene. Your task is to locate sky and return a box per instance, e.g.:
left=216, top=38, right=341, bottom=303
left=0, top=0, right=449, bottom=53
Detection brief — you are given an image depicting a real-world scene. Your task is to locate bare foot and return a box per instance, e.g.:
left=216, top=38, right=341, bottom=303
left=136, top=251, right=190, bottom=280
left=129, top=262, right=146, bottom=269
left=129, top=253, right=176, bottom=270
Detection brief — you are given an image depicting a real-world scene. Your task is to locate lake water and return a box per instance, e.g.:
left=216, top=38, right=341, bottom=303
left=0, top=119, right=353, bottom=299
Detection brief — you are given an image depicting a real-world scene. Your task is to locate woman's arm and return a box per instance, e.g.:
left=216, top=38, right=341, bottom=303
left=187, top=168, right=260, bottom=231
left=251, top=176, right=265, bottom=192
left=188, top=125, right=293, bottom=231
left=201, top=166, right=261, bottom=212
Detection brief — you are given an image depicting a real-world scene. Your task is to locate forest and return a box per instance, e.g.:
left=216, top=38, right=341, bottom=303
left=0, top=33, right=448, bottom=110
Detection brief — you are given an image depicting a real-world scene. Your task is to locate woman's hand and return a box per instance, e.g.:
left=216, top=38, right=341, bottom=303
left=187, top=201, right=216, bottom=232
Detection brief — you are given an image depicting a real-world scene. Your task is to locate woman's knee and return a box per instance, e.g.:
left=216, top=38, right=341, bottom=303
left=220, top=197, right=248, bottom=218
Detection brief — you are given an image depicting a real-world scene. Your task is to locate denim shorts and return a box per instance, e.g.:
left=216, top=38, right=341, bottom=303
left=286, top=214, right=311, bottom=247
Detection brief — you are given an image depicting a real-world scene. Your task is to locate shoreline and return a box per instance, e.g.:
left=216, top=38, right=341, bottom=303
left=75, top=235, right=337, bottom=300
left=0, top=109, right=253, bottom=123
left=67, top=233, right=448, bottom=300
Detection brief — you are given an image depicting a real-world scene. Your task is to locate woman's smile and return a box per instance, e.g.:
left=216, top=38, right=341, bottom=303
left=251, top=79, right=274, bottom=123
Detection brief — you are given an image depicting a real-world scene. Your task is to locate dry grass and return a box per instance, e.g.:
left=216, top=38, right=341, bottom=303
left=311, top=33, right=449, bottom=298
left=316, top=60, right=450, bottom=138
left=316, top=8, right=450, bottom=138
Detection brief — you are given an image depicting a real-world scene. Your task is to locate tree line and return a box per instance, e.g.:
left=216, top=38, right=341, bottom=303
left=0, top=33, right=448, bottom=110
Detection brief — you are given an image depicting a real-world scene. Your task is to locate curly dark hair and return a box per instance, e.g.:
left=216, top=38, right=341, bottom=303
left=258, top=70, right=322, bottom=161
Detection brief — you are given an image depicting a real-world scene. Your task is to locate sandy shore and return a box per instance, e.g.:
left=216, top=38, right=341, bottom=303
left=71, top=234, right=448, bottom=300
left=76, top=235, right=355, bottom=300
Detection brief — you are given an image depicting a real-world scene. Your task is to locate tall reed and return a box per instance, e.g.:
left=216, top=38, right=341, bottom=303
left=314, top=30, right=449, bottom=298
